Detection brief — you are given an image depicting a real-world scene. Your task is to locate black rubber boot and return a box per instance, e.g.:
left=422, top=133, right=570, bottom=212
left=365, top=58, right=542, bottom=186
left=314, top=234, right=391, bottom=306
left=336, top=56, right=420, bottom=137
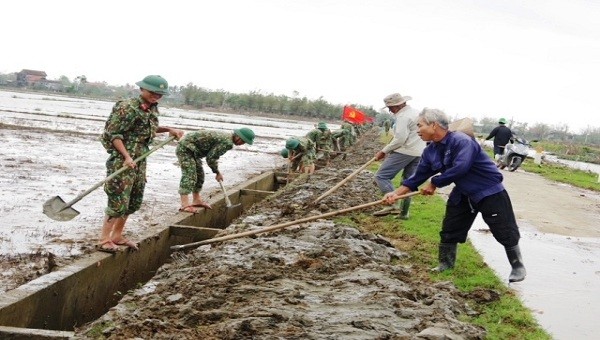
left=430, top=243, right=457, bottom=272
left=505, top=245, right=526, bottom=282
left=398, top=197, right=412, bottom=220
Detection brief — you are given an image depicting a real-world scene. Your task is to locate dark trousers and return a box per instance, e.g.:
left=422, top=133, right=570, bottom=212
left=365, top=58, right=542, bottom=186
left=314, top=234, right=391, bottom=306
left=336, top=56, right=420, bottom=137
left=441, top=190, right=520, bottom=247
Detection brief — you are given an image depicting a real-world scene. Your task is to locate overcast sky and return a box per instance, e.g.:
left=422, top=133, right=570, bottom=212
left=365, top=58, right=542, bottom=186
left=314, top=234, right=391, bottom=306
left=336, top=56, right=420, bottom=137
left=3, top=0, right=599, bottom=132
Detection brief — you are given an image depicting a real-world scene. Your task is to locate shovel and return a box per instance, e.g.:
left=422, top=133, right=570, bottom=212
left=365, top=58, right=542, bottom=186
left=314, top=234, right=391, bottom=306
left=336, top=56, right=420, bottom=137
left=43, top=136, right=176, bottom=221
left=218, top=180, right=243, bottom=223
left=171, top=191, right=420, bottom=251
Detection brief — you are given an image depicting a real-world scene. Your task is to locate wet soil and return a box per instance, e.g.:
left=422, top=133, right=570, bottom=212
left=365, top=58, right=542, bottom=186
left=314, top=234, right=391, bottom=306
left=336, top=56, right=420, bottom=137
left=75, top=129, right=489, bottom=339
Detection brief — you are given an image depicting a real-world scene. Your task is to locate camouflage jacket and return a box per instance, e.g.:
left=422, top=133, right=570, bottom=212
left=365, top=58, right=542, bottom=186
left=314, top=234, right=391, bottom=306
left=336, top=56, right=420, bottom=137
left=178, top=130, right=233, bottom=173
left=306, top=129, right=322, bottom=144
left=318, top=129, right=334, bottom=150
left=295, top=137, right=315, bottom=153
left=306, top=129, right=333, bottom=151
left=100, top=97, right=159, bottom=158
left=288, top=137, right=316, bottom=165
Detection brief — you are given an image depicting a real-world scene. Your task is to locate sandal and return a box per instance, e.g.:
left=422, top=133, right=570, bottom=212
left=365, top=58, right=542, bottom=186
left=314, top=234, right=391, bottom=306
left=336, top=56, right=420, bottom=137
left=96, top=240, right=119, bottom=254
left=190, top=201, right=212, bottom=210
left=113, top=238, right=139, bottom=251
left=179, top=205, right=200, bottom=214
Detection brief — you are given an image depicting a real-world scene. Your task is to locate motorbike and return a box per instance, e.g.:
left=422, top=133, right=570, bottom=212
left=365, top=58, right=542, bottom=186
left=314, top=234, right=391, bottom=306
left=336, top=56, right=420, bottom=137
left=497, top=137, right=533, bottom=172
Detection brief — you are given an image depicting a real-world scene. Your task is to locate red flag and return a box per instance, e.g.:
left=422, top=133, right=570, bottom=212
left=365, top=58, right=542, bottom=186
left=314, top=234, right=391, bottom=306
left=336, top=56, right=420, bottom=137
left=342, top=106, right=371, bottom=124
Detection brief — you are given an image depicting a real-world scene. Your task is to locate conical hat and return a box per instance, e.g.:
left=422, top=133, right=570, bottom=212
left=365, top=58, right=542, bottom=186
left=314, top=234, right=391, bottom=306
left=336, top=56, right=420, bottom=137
left=449, top=117, right=474, bottom=138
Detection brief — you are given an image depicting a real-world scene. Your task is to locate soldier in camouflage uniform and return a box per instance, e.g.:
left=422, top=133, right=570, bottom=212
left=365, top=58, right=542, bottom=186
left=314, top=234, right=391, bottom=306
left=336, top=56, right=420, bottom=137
left=383, top=119, right=391, bottom=136
left=285, top=137, right=316, bottom=174
left=305, top=124, right=323, bottom=145
left=334, top=122, right=356, bottom=151
left=306, top=122, right=334, bottom=165
left=347, top=122, right=359, bottom=145
left=99, top=75, right=184, bottom=253
left=177, top=128, right=255, bottom=213
left=280, top=148, right=300, bottom=172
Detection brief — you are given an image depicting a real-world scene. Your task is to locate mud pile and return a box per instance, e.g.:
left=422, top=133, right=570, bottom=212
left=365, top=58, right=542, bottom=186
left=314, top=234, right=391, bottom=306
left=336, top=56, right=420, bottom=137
left=76, top=128, right=486, bottom=339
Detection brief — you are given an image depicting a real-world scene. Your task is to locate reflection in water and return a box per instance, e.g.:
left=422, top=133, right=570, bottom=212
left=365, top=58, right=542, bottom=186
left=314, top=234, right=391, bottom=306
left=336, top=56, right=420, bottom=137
left=469, top=217, right=600, bottom=340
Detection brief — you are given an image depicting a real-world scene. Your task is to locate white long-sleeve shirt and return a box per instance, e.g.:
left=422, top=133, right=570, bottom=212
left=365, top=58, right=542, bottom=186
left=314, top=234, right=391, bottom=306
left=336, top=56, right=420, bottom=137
left=381, top=105, right=426, bottom=156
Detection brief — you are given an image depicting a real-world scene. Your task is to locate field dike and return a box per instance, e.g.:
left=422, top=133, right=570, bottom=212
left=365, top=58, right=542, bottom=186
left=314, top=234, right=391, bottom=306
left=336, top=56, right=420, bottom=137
left=0, top=128, right=488, bottom=339
left=0, top=170, right=282, bottom=339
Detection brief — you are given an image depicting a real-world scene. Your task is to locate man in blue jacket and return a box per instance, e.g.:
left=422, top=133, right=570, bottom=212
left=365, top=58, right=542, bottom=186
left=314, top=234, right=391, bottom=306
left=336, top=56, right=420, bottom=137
left=384, top=108, right=526, bottom=282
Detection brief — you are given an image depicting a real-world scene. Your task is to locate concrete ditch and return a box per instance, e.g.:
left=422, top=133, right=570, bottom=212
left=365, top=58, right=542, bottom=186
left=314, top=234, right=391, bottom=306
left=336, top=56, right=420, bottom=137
left=0, top=170, right=283, bottom=338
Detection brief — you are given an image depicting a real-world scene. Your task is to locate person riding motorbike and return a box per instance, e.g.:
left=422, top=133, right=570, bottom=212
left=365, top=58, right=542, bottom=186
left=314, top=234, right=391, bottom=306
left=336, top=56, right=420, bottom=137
left=485, top=118, right=513, bottom=165
left=497, top=135, right=533, bottom=171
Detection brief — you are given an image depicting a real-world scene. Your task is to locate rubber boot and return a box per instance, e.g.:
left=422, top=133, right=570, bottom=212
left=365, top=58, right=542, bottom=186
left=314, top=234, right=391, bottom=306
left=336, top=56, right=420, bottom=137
left=505, top=245, right=526, bottom=282
left=397, top=197, right=411, bottom=220
left=430, top=243, right=457, bottom=272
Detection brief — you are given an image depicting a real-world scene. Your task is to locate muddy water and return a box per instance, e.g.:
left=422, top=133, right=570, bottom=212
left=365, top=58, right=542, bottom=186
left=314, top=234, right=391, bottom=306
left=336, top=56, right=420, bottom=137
left=0, top=90, right=332, bottom=256
left=469, top=218, right=600, bottom=340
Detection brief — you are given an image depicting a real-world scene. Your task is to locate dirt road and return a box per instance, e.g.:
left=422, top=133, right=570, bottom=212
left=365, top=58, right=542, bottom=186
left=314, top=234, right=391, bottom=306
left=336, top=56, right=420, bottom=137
left=459, top=169, right=600, bottom=340
left=501, top=170, right=600, bottom=237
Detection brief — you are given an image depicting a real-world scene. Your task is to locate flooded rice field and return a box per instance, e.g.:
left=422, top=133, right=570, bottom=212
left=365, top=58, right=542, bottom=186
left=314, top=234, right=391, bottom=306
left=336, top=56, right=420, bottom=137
left=0, top=89, right=328, bottom=289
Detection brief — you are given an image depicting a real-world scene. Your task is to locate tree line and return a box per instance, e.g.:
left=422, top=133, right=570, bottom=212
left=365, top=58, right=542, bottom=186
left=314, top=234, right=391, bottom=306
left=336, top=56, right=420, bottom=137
left=1, top=71, right=599, bottom=149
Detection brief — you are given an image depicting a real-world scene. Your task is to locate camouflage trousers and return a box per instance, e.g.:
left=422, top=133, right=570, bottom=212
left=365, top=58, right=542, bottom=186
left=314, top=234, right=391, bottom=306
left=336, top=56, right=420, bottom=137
left=176, top=148, right=205, bottom=195
left=104, top=154, right=147, bottom=217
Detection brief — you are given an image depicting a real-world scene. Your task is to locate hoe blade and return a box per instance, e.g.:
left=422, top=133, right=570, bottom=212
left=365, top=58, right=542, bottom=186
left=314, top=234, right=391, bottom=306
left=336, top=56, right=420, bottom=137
left=43, top=196, right=80, bottom=221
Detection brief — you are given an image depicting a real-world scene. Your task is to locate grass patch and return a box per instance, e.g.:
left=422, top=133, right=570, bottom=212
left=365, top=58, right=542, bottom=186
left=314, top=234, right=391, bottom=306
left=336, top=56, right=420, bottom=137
left=521, top=159, right=600, bottom=191
left=83, top=320, right=115, bottom=338
left=353, top=158, right=551, bottom=339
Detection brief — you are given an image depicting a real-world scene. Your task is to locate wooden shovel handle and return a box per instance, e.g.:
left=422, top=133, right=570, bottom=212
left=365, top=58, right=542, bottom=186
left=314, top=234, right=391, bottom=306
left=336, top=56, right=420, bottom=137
left=218, top=180, right=233, bottom=207
left=62, top=136, right=176, bottom=209
left=171, top=191, right=420, bottom=251
left=312, top=156, right=378, bottom=204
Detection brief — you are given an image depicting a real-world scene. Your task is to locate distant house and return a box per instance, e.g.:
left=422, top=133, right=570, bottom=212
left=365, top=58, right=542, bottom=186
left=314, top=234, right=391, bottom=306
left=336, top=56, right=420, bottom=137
left=43, top=79, right=64, bottom=92
left=16, top=69, right=47, bottom=87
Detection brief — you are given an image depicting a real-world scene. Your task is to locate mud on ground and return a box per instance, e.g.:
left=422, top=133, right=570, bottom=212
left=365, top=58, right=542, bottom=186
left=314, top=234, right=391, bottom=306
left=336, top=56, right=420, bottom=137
left=76, top=129, right=490, bottom=339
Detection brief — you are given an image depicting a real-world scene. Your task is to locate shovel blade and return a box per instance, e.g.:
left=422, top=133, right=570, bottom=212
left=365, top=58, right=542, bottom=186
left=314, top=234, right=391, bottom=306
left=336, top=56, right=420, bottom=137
left=43, top=196, right=80, bottom=221
left=223, top=203, right=243, bottom=225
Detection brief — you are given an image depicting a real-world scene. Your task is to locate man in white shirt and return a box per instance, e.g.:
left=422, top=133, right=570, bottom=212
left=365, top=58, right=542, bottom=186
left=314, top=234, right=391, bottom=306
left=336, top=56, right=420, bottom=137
left=373, top=93, right=426, bottom=219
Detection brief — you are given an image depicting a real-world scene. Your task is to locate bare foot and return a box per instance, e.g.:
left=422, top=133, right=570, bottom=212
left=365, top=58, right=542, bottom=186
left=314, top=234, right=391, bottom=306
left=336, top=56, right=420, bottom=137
left=97, top=240, right=119, bottom=253
left=112, top=238, right=139, bottom=251
left=190, top=201, right=212, bottom=210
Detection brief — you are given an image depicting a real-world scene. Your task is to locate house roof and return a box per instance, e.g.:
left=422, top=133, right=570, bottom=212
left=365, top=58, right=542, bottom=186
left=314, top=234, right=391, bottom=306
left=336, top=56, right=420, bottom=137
left=19, top=69, right=47, bottom=76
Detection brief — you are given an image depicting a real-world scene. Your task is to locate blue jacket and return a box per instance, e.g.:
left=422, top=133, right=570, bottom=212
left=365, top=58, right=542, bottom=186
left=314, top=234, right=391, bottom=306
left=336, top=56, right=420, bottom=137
left=403, top=131, right=504, bottom=204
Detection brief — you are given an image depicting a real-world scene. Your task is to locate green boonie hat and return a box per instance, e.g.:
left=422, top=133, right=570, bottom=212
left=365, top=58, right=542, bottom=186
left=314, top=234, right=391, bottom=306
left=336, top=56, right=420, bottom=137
left=317, top=122, right=328, bottom=130
left=136, top=75, right=170, bottom=95
left=286, top=138, right=300, bottom=150
left=280, top=148, right=289, bottom=158
left=234, top=127, right=255, bottom=145
left=499, top=118, right=507, bottom=124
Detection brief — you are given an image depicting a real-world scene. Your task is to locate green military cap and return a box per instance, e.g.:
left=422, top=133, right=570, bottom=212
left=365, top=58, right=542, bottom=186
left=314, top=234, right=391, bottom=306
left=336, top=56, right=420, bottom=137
left=317, top=122, right=328, bottom=130
left=136, top=75, right=170, bottom=95
left=286, top=138, right=300, bottom=150
left=280, top=148, right=289, bottom=158
left=234, top=127, right=255, bottom=145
